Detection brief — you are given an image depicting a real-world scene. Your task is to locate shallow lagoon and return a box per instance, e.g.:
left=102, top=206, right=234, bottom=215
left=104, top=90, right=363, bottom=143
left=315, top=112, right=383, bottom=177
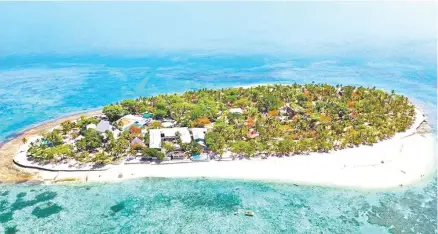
left=0, top=54, right=436, bottom=233
left=0, top=178, right=436, bottom=233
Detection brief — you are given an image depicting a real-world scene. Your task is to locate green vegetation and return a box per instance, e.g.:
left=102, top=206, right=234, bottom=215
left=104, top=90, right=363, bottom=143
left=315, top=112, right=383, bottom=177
left=26, top=84, right=415, bottom=164
left=142, top=148, right=165, bottom=160
left=162, top=142, right=176, bottom=153
left=60, top=120, right=76, bottom=134
left=42, top=130, right=63, bottom=146
left=182, top=141, right=203, bottom=156
left=76, top=116, right=99, bottom=129
left=28, top=144, right=73, bottom=161
left=76, top=129, right=103, bottom=151
left=205, top=132, right=226, bottom=154
left=103, top=105, right=125, bottom=122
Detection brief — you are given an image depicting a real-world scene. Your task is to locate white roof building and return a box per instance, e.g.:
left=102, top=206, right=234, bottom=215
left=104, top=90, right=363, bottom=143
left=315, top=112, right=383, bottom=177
left=190, top=128, right=207, bottom=141
left=96, top=120, right=112, bottom=133
left=148, top=128, right=192, bottom=149
left=149, top=129, right=162, bottom=149
left=229, top=108, right=243, bottom=114
left=161, top=128, right=192, bottom=143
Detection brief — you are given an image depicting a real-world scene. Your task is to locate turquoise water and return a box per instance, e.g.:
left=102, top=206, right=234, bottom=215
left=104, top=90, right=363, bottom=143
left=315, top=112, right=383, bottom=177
left=1, top=54, right=436, bottom=142
left=0, top=2, right=437, bottom=233
left=0, top=179, right=436, bottom=233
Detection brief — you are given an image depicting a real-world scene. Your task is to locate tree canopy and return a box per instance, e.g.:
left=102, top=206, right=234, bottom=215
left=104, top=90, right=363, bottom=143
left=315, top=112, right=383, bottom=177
left=27, top=84, right=416, bottom=165
left=103, top=105, right=125, bottom=122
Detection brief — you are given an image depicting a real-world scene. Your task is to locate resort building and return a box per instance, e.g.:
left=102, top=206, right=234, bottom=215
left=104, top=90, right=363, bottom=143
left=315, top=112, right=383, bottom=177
left=149, top=129, right=162, bottom=149
left=129, top=123, right=143, bottom=134
left=130, top=137, right=146, bottom=148
left=148, top=128, right=192, bottom=149
left=120, top=114, right=149, bottom=130
left=190, top=128, right=207, bottom=147
left=161, top=128, right=192, bottom=142
left=190, top=128, right=207, bottom=141
left=120, top=119, right=134, bottom=130
left=96, top=120, right=112, bottom=133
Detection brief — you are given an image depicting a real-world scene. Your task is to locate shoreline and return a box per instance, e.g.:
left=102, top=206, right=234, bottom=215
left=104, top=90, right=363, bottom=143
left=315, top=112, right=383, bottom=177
left=1, top=87, right=435, bottom=190
left=29, top=107, right=434, bottom=190
left=0, top=109, right=102, bottom=182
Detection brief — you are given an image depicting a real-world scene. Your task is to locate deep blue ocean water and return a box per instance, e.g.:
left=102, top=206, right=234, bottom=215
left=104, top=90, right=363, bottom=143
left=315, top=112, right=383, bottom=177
left=0, top=54, right=436, bottom=233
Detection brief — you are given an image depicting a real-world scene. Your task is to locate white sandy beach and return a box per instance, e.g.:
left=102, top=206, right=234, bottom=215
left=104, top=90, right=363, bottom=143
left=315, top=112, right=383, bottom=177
left=15, top=107, right=436, bottom=190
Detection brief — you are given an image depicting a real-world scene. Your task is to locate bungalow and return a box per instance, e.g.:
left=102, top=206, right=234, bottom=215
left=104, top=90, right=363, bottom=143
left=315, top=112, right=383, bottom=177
left=129, top=123, right=143, bottom=131
left=190, top=128, right=208, bottom=148
left=96, top=120, right=113, bottom=133
left=131, top=137, right=146, bottom=148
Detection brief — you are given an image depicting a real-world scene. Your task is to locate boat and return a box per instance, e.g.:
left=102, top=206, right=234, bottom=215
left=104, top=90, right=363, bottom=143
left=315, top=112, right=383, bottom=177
left=244, top=210, right=254, bottom=216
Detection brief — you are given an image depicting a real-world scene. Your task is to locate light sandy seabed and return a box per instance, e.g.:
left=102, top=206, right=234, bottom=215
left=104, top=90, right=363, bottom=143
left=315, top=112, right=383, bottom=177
left=4, top=104, right=435, bottom=190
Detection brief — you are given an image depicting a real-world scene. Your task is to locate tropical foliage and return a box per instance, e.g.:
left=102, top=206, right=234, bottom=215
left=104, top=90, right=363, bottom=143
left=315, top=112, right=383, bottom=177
left=26, top=84, right=415, bottom=164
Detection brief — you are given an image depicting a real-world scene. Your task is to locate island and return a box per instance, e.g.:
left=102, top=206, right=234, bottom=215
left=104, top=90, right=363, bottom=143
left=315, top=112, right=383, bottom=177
left=6, top=84, right=436, bottom=189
